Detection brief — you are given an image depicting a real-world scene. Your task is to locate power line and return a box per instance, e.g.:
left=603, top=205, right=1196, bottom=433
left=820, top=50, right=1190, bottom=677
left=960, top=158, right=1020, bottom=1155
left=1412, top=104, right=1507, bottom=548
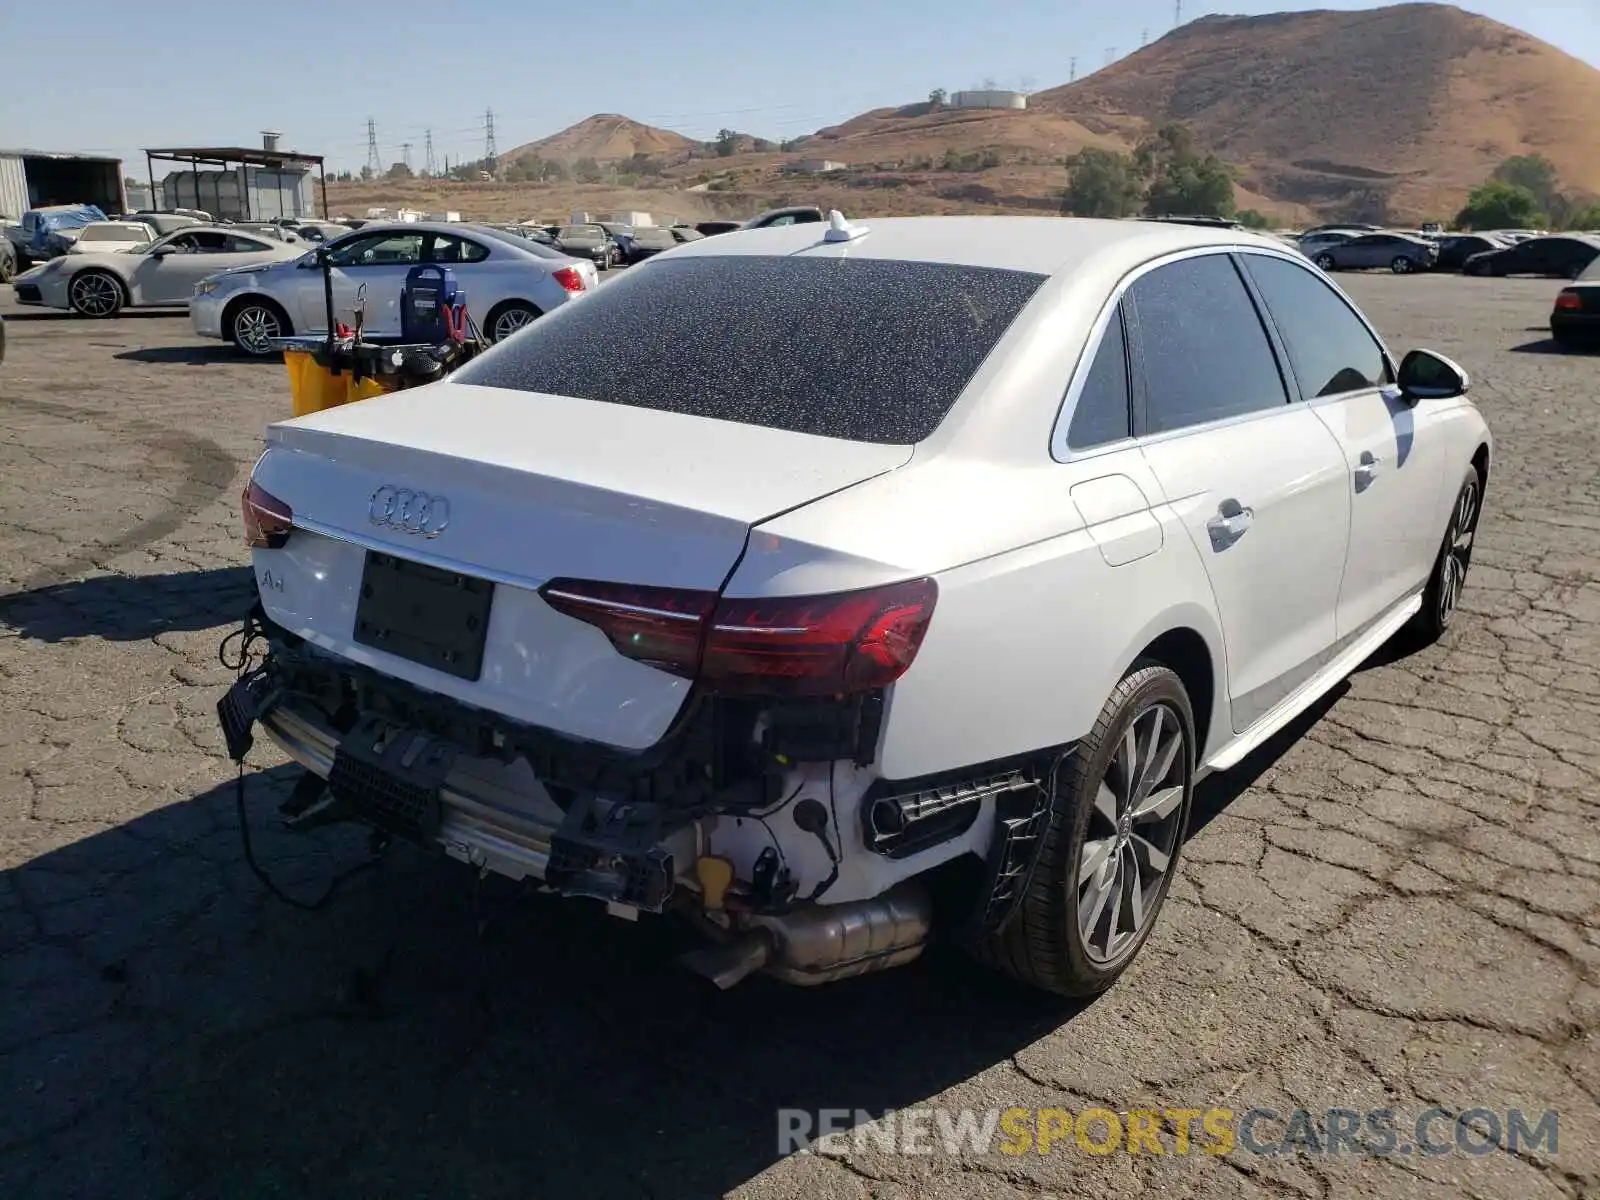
left=364, top=117, right=381, bottom=176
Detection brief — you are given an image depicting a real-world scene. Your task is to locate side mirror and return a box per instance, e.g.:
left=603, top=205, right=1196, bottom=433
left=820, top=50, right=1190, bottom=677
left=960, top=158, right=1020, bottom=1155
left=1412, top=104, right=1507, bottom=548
left=149, top=244, right=175, bottom=257
left=1397, top=349, right=1469, bottom=404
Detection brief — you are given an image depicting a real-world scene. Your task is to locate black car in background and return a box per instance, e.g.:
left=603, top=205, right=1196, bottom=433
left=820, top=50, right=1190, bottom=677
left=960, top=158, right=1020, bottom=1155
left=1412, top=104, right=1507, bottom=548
left=695, top=220, right=742, bottom=237
left=1552, top=261, right=1600, bottom=348
left=1464, top=235, right=1600, bottom=279
left=623, top=225, right=704, bottom=264
left=1434, top=233, right=1508, bottom=272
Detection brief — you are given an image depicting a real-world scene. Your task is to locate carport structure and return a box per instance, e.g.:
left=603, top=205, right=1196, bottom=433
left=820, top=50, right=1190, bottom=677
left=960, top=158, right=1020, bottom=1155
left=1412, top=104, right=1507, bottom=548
left=142, top=145, right=328, bottom=221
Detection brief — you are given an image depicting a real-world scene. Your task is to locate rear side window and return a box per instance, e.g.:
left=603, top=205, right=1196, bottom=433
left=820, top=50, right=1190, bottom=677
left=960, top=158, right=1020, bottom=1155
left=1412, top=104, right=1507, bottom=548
left=1065, top=305, right=1131, bottom=450
left=1242, top=254, right=1390, bottom=398
left=1128, top=254, right=1289, bottom=435
left=455, top=256, right=1046, bottom=443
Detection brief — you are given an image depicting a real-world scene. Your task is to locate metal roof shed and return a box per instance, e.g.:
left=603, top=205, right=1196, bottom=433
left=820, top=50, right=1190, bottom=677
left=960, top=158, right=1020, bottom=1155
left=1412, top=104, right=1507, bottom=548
left=143, top=145, right=327, bottom=220
left=0, top=150, right=125, bottom=218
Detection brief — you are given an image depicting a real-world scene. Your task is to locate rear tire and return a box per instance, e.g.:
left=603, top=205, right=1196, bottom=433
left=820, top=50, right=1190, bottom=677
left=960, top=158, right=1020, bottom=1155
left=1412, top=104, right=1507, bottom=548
left=486, top=300, right=539, bottom=343
left=0, top=252, right=12, bottom=284
left=1401, top=466, right=1481, bottom=648
left=1315, top=252, right=1337, bottom=271
left=1391, top=256, right=1415, bottom=274
left=973, top=664, right=1195, bottom=997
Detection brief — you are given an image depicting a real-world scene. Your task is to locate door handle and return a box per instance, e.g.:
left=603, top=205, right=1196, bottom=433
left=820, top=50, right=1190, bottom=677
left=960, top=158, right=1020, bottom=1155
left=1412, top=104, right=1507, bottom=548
left=1206, top=501, right=1254, bottom=549
left=1354, top=451, right=1381, bottom=491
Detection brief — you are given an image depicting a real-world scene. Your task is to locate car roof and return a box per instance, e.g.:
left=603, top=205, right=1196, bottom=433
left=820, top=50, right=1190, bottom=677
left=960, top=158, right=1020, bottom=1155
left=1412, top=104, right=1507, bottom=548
left=663, top=215, right=1291, bottom=276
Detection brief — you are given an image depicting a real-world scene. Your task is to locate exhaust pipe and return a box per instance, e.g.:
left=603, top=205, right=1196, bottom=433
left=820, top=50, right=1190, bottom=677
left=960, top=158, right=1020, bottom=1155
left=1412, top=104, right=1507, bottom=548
left=681, top=930, right=773, bottom=990
left=680, top=884, right=932, bottom=988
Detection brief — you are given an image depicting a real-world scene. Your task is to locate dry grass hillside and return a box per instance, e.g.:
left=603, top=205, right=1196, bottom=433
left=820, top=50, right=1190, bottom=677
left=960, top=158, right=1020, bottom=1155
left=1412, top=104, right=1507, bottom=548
left=501, top=114, right=700, bottom=164
left=1033, top=3, right=1600, bottom=218
left=329, top=4, right=1600, bottom=225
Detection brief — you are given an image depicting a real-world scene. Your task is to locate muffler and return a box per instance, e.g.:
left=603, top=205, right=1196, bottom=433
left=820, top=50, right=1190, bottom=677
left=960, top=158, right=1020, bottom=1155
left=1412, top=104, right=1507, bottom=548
left=680, top=884, right=932, bottom=988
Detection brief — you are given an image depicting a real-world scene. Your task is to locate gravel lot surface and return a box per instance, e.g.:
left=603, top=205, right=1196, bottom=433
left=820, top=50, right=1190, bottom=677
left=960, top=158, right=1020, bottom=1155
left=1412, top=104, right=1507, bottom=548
left=1, top=275, right=1597, bottom=1200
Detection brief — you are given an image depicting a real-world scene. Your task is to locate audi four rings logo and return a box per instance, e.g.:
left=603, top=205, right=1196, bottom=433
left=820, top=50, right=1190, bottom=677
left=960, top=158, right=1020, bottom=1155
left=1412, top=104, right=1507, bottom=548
left=368, top=486, right=450, bottom=537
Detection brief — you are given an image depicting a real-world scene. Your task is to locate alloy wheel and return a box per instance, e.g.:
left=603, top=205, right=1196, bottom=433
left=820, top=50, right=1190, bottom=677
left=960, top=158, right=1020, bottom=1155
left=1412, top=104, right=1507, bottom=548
left=492, top=307, right=536, bottom=341
left=1392, top=256, right=1413, bottom=274
left=234, top=306, right=282, bottom=355
left=1438, top=478, right=1479, bottom=625
left=1076, top=701, right=1188, bottom=964
left=69, top=273, right=120, bottom=317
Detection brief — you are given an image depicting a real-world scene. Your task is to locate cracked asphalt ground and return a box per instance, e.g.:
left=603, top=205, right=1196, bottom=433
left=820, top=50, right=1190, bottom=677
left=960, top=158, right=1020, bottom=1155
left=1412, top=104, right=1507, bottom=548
left=0, top=274, right=1597, bottom=1200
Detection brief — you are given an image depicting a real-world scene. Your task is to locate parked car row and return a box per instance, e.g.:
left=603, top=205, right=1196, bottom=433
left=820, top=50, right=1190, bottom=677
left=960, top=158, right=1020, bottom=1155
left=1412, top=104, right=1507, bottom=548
left=1296, top=224, right=1600, bottom=279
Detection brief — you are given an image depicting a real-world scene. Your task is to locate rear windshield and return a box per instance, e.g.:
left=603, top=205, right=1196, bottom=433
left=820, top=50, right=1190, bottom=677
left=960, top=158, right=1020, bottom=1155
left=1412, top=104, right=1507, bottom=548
left=454, top=255, right=1046, bottom=443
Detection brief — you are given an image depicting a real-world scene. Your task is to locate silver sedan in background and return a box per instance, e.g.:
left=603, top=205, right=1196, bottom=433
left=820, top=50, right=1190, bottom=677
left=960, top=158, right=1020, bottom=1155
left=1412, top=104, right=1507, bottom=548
left=1308, top=232, right=1440, bottom=274
left=189, top=222, right=599, bottom=354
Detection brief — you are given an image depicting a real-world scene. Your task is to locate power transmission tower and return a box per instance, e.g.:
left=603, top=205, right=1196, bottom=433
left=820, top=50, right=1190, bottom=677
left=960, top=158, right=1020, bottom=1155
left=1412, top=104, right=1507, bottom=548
left=424, top=130, right=437, bottom=176
left=1105, top=46, right=1116, bottom=66
left=1141, top=28, right=1149, bottom=47
left=400, top=142, right=412, bottom=171
left=483, top=108, right=498, bottom=170
left=365, top=117, right=381, bottom=176
left=1175, top=0, right=1183, bottom=26
left=1069, top=56, right=1077, bottom=82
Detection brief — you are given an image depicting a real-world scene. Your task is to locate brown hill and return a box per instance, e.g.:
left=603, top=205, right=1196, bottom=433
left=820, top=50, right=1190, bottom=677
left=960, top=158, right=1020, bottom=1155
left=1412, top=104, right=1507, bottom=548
left=1032, top=3, right=1600, bottom=218
left=502, top=114, right=701, bottom=164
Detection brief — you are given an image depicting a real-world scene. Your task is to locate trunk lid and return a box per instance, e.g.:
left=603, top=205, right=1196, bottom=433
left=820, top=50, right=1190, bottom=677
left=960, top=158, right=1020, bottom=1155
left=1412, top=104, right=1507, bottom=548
left=250, top=381, right=910, bottom=749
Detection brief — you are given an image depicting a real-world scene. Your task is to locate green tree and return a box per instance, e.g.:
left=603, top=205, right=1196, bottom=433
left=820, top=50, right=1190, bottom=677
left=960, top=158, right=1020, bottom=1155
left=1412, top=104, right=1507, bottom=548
left=573, top=157, right=603, bottom=183
left=1061, top=146, right=1144, bottom=218
left=543, top=159, right=569, bottom=183
left=1455, top=181, right=1545, bottom=230
left=385, top=161, right=413, bottom=181
left=1134, top=123, right=1233, bottom=217
left=929, top=88, right=948, bottom=107
left=359, top=164, right=373, bottom=181
left=714, top=129, right=738, bottom=157
left=1493, top=155, right=1560, bottom=210
left=1567, top=202, right=1600, bottom=230
left=1236, top=209, right=1272, bottom=229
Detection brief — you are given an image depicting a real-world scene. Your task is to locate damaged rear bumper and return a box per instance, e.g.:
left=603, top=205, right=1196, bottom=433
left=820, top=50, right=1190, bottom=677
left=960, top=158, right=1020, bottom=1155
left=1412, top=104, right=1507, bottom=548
left=252, top=694, right=933, bottom=987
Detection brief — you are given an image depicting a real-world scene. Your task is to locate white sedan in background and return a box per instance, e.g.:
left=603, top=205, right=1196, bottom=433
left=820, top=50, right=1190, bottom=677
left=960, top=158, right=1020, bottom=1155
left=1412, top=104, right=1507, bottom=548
left=66, top=220, right=156, bottom=255
left=12, top=226, right=302, bottom=317
left=190, top=222, right=599, bottom=354
left=226, top=215, right=1491, bottom=997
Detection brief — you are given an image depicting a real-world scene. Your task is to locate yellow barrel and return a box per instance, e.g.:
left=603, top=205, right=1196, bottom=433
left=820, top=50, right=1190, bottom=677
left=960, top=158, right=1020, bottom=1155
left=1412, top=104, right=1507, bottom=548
left=284, top=349, right=349, bottom=417
left=346, top=374, right=398, bottom=404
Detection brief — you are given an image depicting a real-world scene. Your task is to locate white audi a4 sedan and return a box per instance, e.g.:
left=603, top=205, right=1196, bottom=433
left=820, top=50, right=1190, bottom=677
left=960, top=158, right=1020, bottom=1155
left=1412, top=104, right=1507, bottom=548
left=222, top=214, right=1490, bottom=996
left=190, top=222, right=599, bottom=355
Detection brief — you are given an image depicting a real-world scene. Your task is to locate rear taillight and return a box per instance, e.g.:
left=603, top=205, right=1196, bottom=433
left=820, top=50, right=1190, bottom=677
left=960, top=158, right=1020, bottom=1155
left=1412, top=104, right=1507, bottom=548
left=1556, top=290, right=1583, bottom=311
left=553, top=266, right=585, bottom=293
left=540, top=582, right=716, bottom=675
left=539, top=577, right=938, bottom=697
left=241, top=480, right=293, bottom=549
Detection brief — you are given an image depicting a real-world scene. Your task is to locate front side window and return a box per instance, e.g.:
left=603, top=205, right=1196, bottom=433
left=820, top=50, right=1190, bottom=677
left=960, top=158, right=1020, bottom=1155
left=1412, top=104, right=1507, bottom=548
left=1064, top=305, right=1132, bottom=451
left=1127, top=254, right=1288, bottom=435
left=455, top=255, right=1046, bottom=444
left=1242, top=254, right=1390, bottom=398
left=327, top=232, right=424, bottom=266
left=222, top=235, right=272, bottom=253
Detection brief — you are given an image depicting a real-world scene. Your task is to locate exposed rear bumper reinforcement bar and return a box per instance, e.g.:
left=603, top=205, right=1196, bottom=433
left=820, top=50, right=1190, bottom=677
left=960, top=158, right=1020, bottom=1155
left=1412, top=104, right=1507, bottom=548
left=257, top=701, right=932, bottom=987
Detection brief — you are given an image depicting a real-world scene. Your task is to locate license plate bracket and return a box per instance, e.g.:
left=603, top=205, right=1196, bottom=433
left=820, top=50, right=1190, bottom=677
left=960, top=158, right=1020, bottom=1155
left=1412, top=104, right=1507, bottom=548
left=353, top=551, right=493, bottom=681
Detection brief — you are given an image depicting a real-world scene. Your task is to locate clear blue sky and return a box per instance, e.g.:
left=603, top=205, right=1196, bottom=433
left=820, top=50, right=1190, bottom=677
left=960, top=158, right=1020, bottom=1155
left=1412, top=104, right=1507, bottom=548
left=0, top=0, right=1593, bottom=176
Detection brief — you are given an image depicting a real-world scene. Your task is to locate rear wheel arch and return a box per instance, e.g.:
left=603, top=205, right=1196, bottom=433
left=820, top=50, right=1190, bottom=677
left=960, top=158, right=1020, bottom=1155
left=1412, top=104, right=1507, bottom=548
left=485, top=298, right=543, bottom=342
left=1471, top=442, right=1490, bottom=496
left=1128, top=626, right=1217, bottom=762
